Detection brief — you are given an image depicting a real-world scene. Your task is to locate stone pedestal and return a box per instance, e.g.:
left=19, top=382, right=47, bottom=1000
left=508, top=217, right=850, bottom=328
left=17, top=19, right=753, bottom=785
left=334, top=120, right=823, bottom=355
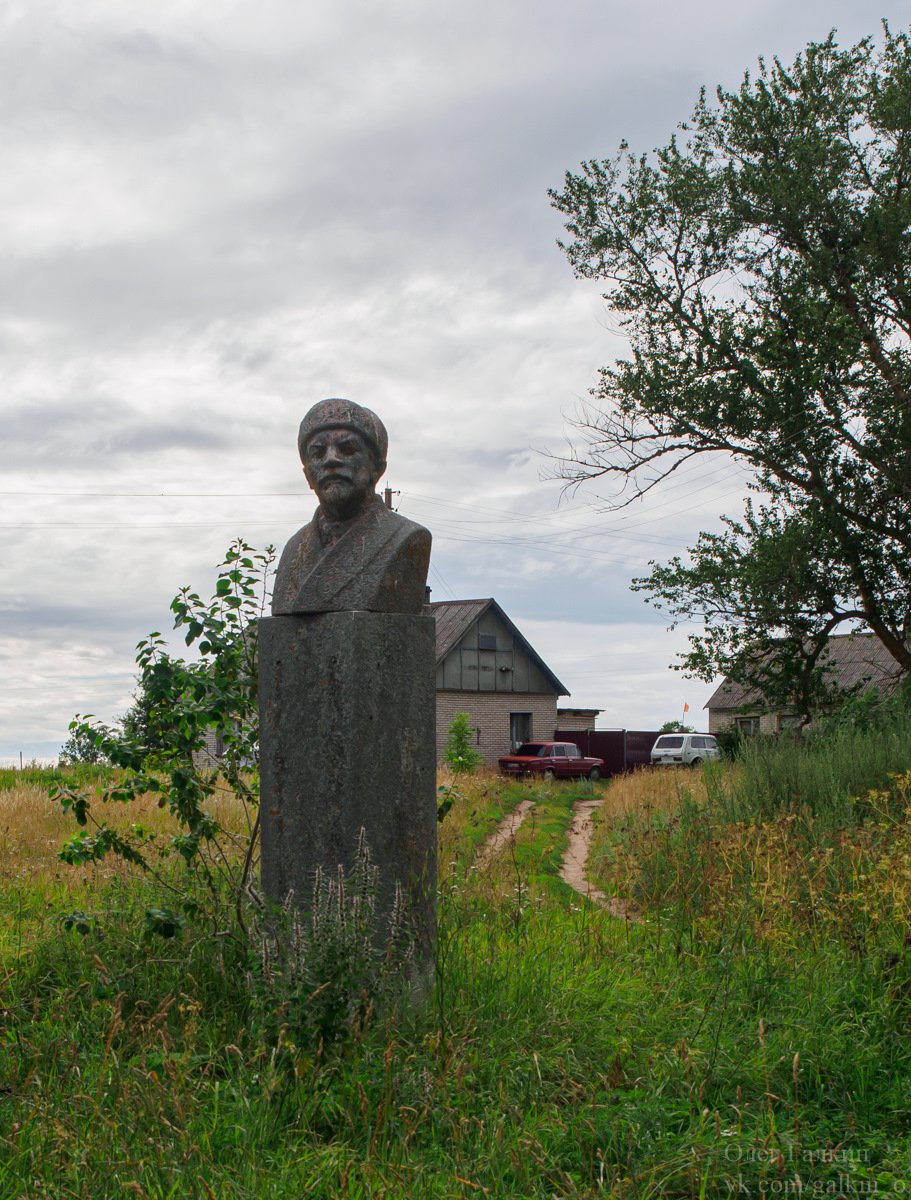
left=258, top=611, right=437, bottom=959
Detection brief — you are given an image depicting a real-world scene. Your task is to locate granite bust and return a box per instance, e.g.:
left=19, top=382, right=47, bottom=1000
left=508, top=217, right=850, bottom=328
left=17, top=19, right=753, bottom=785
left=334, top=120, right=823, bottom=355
left=271, top=398, right=432, bottom=616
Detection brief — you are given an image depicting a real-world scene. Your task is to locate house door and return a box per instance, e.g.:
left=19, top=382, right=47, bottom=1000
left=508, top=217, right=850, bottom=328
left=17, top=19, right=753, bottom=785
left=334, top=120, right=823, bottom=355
left=510, top=712, right=532, bottom=748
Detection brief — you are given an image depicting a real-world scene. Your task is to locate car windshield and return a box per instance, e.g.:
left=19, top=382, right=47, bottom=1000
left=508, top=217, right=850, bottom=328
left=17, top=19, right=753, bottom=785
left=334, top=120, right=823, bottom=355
left=515, top=743, right=547, bottom=757
left=654, top=736, right=684, bottom=749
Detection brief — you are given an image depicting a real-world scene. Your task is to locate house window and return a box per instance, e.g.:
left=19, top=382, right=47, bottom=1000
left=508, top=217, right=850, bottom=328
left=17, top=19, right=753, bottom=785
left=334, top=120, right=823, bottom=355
left=735, top=717, right=760, bottom=736
left=510, top=712, right=532, bottom=748
left=479, top=633, right=497, bottom=650
left=778, top=714, right=804, bottom=732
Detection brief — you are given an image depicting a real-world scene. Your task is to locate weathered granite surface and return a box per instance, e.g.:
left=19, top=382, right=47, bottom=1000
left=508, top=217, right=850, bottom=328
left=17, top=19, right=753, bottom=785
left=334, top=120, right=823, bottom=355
left=258, top=610, right=437, bottom=958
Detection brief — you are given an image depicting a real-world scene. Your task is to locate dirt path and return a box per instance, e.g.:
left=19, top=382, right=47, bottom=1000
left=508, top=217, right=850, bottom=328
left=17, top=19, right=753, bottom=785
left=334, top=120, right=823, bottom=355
left=476, top=799, right=536, bottom=867
left=560, top=798, right=640, bottom=921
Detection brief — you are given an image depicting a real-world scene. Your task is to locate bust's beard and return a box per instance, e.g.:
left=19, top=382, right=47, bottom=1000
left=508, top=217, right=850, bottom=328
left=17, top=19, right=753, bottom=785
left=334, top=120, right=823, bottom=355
left=317, top=476, right=355, bottom=502
left=316, top=477, right=376, bottom=523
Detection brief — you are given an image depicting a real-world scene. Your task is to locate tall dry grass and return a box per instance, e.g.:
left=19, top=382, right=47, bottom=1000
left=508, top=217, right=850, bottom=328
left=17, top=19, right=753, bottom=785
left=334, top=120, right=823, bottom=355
left=0, top=768, right=524, bottom=893
left=595, top=761, right=716, bottom=820
left=435, top=769, right=542, bottom=895
left=0, top=776, right=253, bottom=889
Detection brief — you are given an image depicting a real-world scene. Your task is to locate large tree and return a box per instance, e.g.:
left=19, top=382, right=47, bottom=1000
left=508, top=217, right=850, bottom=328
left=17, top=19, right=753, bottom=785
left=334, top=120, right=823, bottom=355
left=549, top=26, right=911, bottom=715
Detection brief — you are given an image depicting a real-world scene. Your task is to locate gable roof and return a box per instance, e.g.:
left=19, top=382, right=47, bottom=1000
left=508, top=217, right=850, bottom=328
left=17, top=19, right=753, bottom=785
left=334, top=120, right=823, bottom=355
left=706, top=632, right=902, bottom=711
left=429, top=598, right=569, bottom=696
left=430, top=598, right=490, bottom=660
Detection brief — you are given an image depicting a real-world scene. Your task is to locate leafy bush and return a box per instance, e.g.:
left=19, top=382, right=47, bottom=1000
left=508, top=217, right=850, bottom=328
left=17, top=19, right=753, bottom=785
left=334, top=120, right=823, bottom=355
left=49, top=540, right=273, bottom=941
left=711, top=724, right=745, bottom=760
left=443, top=712, right=484, bottom=774
left=824, top=679, right=911, bottom=734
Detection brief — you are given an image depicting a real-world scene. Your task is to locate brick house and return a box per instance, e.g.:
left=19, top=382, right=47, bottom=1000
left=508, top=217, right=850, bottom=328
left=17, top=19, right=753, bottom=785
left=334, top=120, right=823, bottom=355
left=431, top=598, right=569, bottom=765
left=706, top=632, right=901, bottom=735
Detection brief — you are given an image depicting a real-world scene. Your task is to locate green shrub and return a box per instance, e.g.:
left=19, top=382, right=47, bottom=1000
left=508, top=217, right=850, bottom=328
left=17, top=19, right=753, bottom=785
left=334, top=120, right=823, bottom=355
left=712, top=724, right=744, bottom=760
left=443, top=712, right=484, bottom=774
left=49, top=540, right=273, bottom=942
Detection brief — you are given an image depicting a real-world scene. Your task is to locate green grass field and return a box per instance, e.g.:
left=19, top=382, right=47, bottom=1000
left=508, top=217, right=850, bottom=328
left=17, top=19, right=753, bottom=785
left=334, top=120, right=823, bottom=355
left=3, top=730, right=911, bottom=1198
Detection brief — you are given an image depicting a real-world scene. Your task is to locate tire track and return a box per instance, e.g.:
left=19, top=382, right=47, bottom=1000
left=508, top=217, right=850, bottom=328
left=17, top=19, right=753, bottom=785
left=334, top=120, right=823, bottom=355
left=560, top=798, right=640, bottom=921
left=476, top=798, right=536, bottom=867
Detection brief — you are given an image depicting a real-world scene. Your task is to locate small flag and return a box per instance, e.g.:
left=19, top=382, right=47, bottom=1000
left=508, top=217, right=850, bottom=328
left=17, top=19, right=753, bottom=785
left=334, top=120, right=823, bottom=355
left=683, top=703, right=689, bottom=712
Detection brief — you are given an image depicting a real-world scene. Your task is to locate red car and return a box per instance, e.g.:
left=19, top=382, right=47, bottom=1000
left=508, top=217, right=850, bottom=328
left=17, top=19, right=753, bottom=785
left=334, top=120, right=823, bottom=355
left=498, top=741, right=605, bottom=782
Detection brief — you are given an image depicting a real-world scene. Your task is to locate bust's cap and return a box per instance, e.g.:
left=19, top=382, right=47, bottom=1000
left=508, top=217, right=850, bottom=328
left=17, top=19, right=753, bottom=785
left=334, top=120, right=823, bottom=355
left=298, top=398, right=388, bottom=464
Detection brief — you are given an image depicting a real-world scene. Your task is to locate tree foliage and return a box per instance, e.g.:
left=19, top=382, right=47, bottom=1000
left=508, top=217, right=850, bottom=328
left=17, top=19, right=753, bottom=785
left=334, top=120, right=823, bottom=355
left=117, top=686, right=169, bottom=757
left=58, top=725, right=107, bottom=766
left=52, top=541, right=273, bottom=940
left=549, top=26, right=911, bottom=715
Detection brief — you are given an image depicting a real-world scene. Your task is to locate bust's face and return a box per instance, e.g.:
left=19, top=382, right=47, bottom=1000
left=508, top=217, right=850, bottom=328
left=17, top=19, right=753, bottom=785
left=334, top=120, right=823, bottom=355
left=303, top=427, right=382, bottom=519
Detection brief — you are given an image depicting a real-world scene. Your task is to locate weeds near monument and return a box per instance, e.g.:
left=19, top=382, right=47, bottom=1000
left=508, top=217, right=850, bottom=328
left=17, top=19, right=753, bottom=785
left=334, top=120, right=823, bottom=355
left=250, top=829, right=414, bottom=1050
left=443, top=712, right=483, bottom=774
left=50, top=540, right=274, bottom=941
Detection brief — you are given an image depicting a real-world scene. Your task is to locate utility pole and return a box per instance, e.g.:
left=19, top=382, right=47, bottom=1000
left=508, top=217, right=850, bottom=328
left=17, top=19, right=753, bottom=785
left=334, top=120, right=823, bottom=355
left=384, top=486, right=400, bottom=510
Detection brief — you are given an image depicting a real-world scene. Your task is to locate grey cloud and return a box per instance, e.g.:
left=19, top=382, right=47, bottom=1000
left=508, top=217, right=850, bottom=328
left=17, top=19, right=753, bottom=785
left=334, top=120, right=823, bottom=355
left=0, top=742, right=69, bottom=761
left=0, top=2, right=889, bottom=349
left=86, top=420, right=232, bottom=456
left=436, top=550, right=667, bottom=627
left=0, top=602, right=167, bottom=640
left=0, top=398, right=233, bottom=465
left=0, top=16, right=219, bottom=137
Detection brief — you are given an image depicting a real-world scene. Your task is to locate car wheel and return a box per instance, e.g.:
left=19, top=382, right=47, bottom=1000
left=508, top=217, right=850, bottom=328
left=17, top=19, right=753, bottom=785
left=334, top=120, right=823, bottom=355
left=690, top=757, right=703, bottom=767
left=543, top=768, right=555, bottom=782
left=589, top=767, right=601, bottom=781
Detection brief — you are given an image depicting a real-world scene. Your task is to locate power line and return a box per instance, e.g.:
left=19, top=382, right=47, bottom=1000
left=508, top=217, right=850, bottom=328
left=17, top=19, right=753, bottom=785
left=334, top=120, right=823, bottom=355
left=0, top=521, right=296, bottom=528
left=427, top=561, right=457, bottom=601
left=0, top=491, right=309, bottom=498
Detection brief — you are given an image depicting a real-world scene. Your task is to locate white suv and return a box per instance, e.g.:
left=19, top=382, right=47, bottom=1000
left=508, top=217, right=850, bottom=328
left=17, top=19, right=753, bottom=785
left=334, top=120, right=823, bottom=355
left=650, top=733, right=720, bottom=767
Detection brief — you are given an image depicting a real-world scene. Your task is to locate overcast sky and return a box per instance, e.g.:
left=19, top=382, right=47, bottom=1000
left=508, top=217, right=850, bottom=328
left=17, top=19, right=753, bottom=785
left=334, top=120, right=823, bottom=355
left=0, top=0, right=901, bottom=760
